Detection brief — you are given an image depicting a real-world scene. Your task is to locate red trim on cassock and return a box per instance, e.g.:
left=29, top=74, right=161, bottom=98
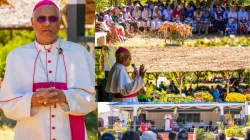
left=0, top=96, right=23, bottom=102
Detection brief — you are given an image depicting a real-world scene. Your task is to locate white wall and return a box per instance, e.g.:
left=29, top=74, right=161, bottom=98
left=147, top=112, right=175, bottom=129
left=98, top=110, right=130, bottom=127
left=200, top=112, right=220, bottom=125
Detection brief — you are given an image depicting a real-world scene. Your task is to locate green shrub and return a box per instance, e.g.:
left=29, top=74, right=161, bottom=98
left=194, top=128, right=216, bottom=140
left=225, top=126, right=244, bottom=137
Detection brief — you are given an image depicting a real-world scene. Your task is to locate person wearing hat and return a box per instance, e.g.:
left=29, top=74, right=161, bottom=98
left=132, top=4, right=142, bottom=29
left=103, top=8, right=122, bottom=42
left=133, top=0, right=143, bottom=7
left=142, top=5, right=151, bottom=32
left=113, top=118, right=123, bottom=140
left=105, top=47, right=146, bottom=102
left=0, top=0, right=96, bottom=140
left=103, top=7, right=109, bottom=14
left=121, top=4, right=126, bottom=8
left=118, top=11, right=131, bottom=37
left=124, top=6, right=141, bottom=34
left=132, top=4, right=142, bottom=20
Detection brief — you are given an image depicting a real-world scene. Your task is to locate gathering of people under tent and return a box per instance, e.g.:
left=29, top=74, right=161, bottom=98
left=144, top=77, right=250, bottom=102
left=95, top=0, right=250, bottom=43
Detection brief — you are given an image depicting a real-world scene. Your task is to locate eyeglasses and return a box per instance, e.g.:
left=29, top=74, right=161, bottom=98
left=36, top=16, right=59, bottom=23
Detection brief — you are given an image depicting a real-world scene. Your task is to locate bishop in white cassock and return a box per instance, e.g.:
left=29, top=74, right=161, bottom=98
left=0, top=1, right=96, bottom=140
left=105, top=47, right=146, bottom=102
left=164, top=114, right=172, bottom=131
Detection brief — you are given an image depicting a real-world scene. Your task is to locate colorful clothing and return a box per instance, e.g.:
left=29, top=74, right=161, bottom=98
left=227, top=11, right=238, bottom=35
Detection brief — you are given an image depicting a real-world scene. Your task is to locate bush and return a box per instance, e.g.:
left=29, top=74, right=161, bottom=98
left=163, top=94, right=195, bottom=102
left=225, top=93, right=247, bottom=102
left=194, top=128, right=216, bottom=140
left=225, top=126, right=244, bottom=137
left=194, top=128, right=206, bottom=140
left=246, top=94, right=250, bottom=101
left=242, top=127, right=250, bottom=137
left=204, top=131, right=216, bottom=140
left=188, top=36, right=250, bottom=47
left=194, top=92, right=214, bottom=102
left=102, top=129, right=118, bottom=138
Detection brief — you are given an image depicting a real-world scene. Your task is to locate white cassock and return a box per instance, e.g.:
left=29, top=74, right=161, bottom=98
left=0, top=39, right=97, bottom=140
left=105, top=63, right=145, bottom=102
left=164, top=114, right=172, bottom=131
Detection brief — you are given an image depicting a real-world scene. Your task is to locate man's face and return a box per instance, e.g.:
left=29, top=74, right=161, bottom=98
left=31, top=5, right=60, bottom=43
left=216, top=7, right=220, bottom=12
left=241, top=7, right=245, bottom=12
left=232, top=7, right=235, bottom=12
left=167, top=5, right=170, bottom=10
left=135, top=6, right=139, bottom=11
left=123, top=52, right=131, bottom=67
left=177, top=6, right=180, bottom=11
left=155, top=7, right=158, bottom=12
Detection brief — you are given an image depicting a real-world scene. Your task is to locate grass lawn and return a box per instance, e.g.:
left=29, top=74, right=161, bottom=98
left=0, top=125, right=14, bottom=140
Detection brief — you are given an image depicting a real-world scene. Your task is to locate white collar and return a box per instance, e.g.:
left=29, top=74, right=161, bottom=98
left=34, top=38, right=60, bottom=51
left=116, top=63, right=126, bottom=69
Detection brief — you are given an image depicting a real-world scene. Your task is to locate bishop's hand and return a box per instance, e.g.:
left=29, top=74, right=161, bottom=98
left=139, top=64, right=146, bottom=78
left=31, top=87, right=67, bottom=107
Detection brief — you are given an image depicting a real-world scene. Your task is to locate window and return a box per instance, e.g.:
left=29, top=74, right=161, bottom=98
left=179, top=113, right=200, bottom=123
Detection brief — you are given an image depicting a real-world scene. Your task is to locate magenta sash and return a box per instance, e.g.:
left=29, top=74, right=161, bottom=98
left=32, top=82, right=85, bottom=140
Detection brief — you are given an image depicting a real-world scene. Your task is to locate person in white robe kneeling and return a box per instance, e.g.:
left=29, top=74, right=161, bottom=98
left=0, top=1, right=96, bottom=140
left=105, top=47, right=146, bottom=102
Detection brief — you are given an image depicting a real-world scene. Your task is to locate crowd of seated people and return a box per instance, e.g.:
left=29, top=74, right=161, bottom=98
left=151, top=77, right=250, bottom=102
left=96, top=0, right=250, bottom=42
